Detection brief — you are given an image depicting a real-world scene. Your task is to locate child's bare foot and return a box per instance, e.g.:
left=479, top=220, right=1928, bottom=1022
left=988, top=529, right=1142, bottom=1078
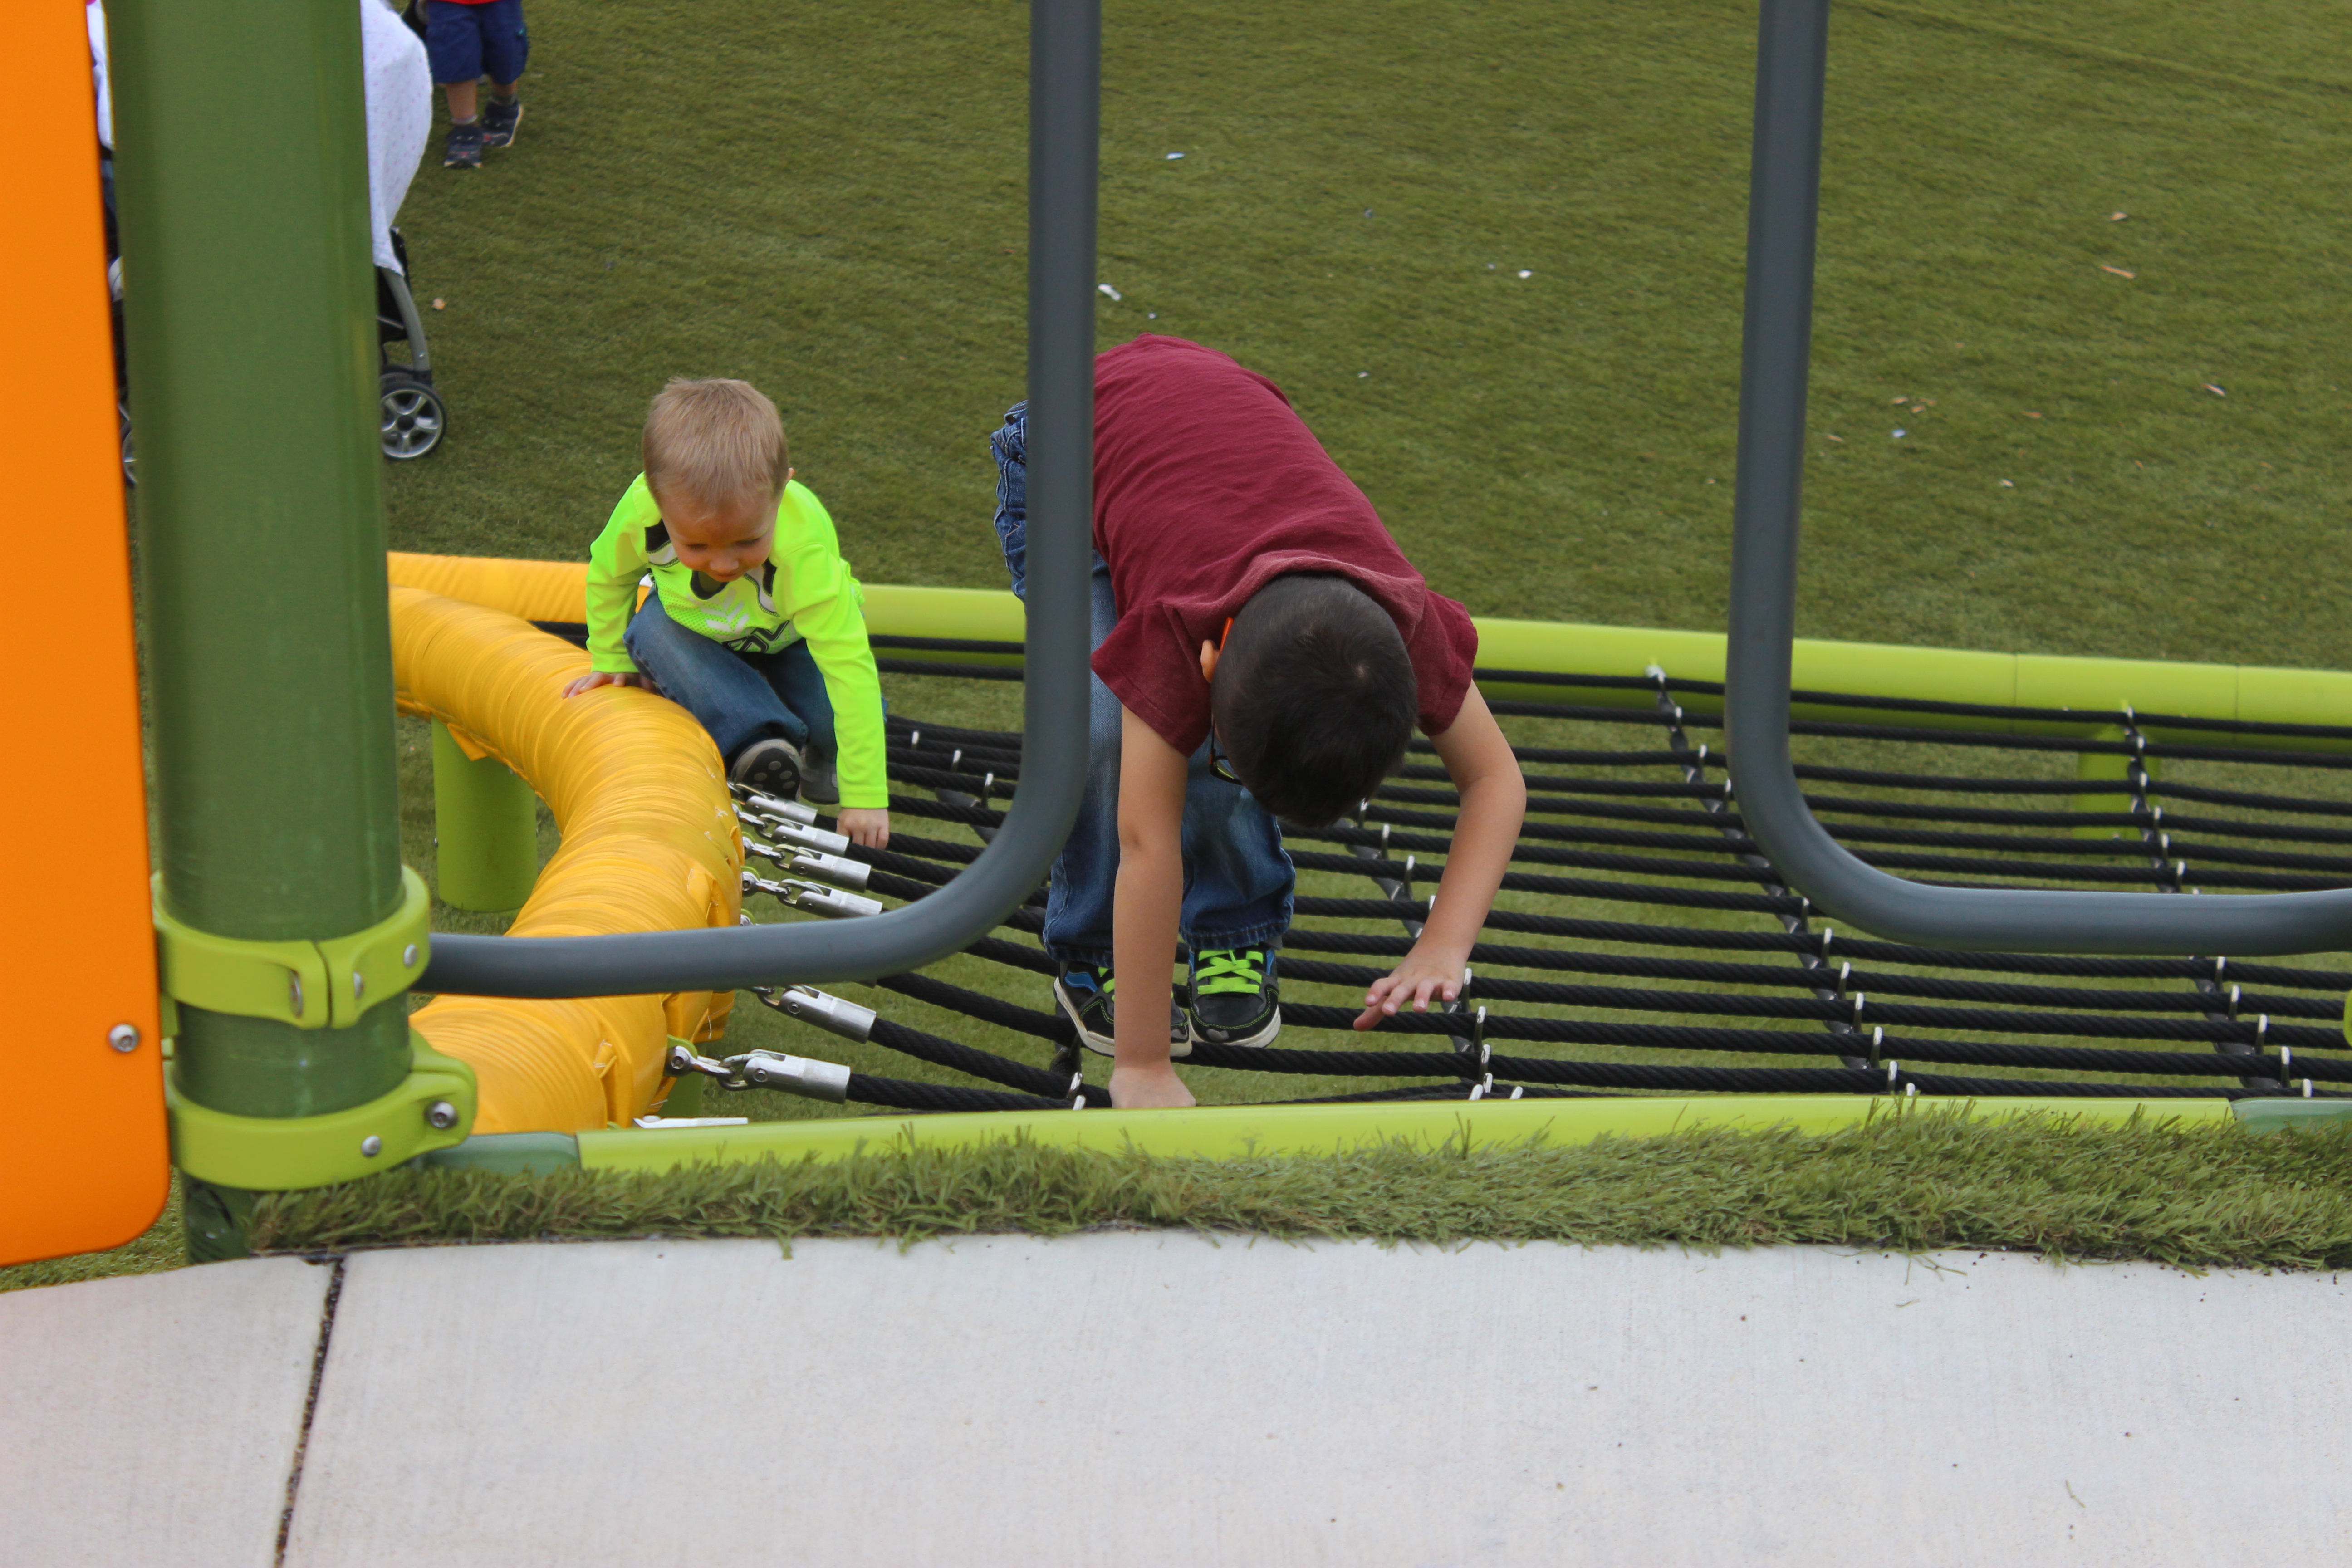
left=1109, top=1063, right=1195, bottom=1109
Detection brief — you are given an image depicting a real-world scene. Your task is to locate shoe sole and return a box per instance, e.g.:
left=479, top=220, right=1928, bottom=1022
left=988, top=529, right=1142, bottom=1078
left=734, top=752, right=801, bottom=800
left=484, top=106, right=522, bottom=149
left=1188, top=1009, right=1281, bottom=1050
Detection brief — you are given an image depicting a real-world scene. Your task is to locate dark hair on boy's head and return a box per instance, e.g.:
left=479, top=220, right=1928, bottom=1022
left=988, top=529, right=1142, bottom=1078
left=1211, top=575, right=1416, bottom=827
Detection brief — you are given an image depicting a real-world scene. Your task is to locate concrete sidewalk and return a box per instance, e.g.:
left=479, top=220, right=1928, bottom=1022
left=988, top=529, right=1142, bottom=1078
left=5, top=1235, right=2347, bottom=1565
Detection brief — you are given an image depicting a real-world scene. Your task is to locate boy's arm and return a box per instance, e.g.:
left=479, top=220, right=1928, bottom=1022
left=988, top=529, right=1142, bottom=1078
left=1356, top=684, right=1526, bottom=1029
left=790, top=583, right=891, bottom=811
left=583, top=481, right=654, bottom=675
left=1110, top=706, right=1195, bottom=1108
left=769, top=489, right=889, bottom=812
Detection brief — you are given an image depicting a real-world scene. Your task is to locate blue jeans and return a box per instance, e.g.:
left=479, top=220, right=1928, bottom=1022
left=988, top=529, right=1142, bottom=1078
left=991, top=401, right=1294, bottom=967
left=625, top=598, right=843, bottom=774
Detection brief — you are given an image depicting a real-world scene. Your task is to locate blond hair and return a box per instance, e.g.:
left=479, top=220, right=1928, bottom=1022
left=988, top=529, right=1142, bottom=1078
left=642, top=378, right=790, bottom=511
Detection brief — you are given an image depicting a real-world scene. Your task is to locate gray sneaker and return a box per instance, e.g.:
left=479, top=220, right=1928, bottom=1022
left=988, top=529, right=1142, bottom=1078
left=797, top=752, right=839, bottom=806
left=729, top=738, right=803, bottom=800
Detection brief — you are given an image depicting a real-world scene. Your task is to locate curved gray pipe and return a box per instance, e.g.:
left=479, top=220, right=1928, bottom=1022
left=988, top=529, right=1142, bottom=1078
left=418, top=0, right=1100, bottom=998
left=1724, top=0, right=2352, bottom=957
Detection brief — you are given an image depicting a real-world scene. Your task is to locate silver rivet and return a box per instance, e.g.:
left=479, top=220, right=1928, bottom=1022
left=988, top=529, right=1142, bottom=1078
left=289, top=975, right=305, bottom=1016
left=108, top=1024, right=141, bottom=1054
left=352, top=971, right=366, bottom=1000
left=359, top=1135, right=383, bottom=1158
left=402, top=943, right=419, bottom=968
left=425, top=1100, right=460, bottom=1131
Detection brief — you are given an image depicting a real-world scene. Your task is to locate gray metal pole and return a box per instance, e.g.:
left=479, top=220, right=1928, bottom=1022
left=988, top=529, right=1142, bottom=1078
left=1722, top=0, right=2352, bottom=956
left=419, top=0, right=1099, bottom=997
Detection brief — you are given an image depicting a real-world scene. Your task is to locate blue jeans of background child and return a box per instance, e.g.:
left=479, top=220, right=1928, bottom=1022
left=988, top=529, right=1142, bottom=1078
left=625, top=599, right=840, bottom=779
left=426, top=0, right=529, bottom=86
left=990, top=401, right=1294, bottom=968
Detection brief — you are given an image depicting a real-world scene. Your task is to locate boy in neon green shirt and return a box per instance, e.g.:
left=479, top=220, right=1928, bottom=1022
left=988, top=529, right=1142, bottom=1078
left=563, top=378, right=891, bottom=847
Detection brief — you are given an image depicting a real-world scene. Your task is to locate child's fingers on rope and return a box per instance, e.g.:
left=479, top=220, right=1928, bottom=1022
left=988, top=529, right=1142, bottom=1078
left=838, top=807, right=891, bottom=850
left=1355, top=960, right=1464, bottom=1030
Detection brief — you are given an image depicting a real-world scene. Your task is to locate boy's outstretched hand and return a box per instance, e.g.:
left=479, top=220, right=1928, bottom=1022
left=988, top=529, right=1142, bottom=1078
left=1356, top=954, right=1468, bottom=1029
left=1353, top=685, right=1526, bottom=1032
left=837, top=808, right=890, bottom=850
left=561, top=670, right=653, bottom=699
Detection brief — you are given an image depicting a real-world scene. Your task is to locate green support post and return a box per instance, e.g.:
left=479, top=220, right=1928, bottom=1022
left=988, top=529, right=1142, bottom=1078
left=111, top=0, right=466, bottom=1258
left=432, top=721, right=541, bottom=912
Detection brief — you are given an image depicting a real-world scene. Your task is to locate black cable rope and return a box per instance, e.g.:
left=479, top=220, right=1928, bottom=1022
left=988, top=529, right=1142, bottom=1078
left=729, top=670, right=2352, bottom=1110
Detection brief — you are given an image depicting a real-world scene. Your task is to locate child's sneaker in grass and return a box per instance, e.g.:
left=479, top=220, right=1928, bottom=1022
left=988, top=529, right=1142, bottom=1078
left=1055, top=964, right=1189, bottom=1058
left=729, top=737, right=803, bottom=800
left=481, top=97, right=523, bottom=148
left=443, top=120, right=484, bottom=169
left=1188, top=946, right=1281, bottom=1048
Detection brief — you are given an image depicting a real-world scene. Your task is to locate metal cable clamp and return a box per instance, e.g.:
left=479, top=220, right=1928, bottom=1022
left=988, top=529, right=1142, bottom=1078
left=741, top=871, right=884, bottom=919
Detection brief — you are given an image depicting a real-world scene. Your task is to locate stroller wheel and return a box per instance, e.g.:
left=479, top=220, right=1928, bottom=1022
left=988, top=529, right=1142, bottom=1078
left=380, top=371, right=446, bottom=460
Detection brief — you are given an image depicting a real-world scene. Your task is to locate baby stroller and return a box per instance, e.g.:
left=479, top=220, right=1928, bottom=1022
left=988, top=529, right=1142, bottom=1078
left=365, top=0, right=446, bottom=461
left=101, top=0, right=447, bottom=480
left=376, top=228, right=446, bottom=460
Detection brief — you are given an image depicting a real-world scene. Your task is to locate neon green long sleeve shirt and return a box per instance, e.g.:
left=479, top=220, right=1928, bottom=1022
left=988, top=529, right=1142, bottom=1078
left=584, top=474, right=890, bottom=809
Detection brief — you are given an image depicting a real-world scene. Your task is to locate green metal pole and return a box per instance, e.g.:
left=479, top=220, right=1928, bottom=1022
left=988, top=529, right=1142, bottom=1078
left=111, top=0, right=411, bottom=1248
left=432, top=721, right=540, bottom=912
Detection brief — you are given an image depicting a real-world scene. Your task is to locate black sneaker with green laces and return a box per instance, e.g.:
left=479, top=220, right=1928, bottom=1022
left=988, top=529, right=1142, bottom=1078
left=1054, top=963, right=1189, bottom=1058
left=1187, top=946, right=1280, bottom=1049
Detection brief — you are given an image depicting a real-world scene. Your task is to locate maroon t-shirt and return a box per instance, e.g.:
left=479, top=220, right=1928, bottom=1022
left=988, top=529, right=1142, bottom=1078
left=1089, top=336, right=1479, bottom=755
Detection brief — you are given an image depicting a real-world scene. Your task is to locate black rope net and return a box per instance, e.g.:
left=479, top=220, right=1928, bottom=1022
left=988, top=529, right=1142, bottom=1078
left=725, top=639, right=2352, bottom=1114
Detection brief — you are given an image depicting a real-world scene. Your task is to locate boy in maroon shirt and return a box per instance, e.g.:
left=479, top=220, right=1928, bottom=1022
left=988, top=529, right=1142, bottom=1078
left=990, top=336, right=1527, bottom=1108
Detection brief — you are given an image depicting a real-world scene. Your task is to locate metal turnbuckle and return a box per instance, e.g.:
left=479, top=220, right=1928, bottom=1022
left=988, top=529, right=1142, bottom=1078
left=740, top=871, right=884, bottom=918
left=736, top=1051, right=853, bottom=1102
left=731, top=786, right=819, bottom=827
left=746, top=817, right=851, bottom=856
left=750, top=984, right=877, bottom=1042
left=663, top=1039, right=852, bottom=1102
left=745, top=838, right=872, bottom=892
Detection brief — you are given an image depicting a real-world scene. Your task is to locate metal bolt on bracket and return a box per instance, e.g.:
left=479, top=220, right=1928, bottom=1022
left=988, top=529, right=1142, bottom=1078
left=108, top=1024, right=141, bottom=1053
left=402, top=943, right=419, bottom=968
left=425, top=1100, right=461, bottom=1131
left=738, top=1050, right=853, bottom=1102
left=351, top=971, right=365, bottom=1000
left=359, top=1135, right=383, bottom=1158
left=754, top=984, right=877, bottom=1042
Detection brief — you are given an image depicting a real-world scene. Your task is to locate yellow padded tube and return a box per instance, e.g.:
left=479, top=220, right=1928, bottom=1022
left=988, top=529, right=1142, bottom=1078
left=389, top=585, right=741, bottom=1133
left=388, top=551, right=594, bottom=624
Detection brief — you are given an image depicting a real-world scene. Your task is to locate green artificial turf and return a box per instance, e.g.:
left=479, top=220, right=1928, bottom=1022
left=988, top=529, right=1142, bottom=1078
left=383, top=0, right=2352, bottom=670
left=245, top=1112, right=2352, bottom=1272
left=29, top=0, right=2352, bottom=1290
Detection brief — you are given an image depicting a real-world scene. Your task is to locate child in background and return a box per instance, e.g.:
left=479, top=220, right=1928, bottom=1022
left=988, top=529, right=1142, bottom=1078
left=989, top=335, right=1526, bottom=1108
left=565, top=378, right=891, bottom=849
left=427, top=0, right=528, bottom=169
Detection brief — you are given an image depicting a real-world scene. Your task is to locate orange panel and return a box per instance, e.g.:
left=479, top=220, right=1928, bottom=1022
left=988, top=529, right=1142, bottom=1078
left=0, top=3, right=169, bottom=1265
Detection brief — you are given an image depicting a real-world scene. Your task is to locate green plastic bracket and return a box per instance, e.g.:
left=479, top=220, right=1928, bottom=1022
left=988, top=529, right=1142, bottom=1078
left=2233, top=1098, right=2352, bottom=1135
left=167, top=1029, right=477, bottom=1191
left=154, top=865, right=431, bottom=1029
